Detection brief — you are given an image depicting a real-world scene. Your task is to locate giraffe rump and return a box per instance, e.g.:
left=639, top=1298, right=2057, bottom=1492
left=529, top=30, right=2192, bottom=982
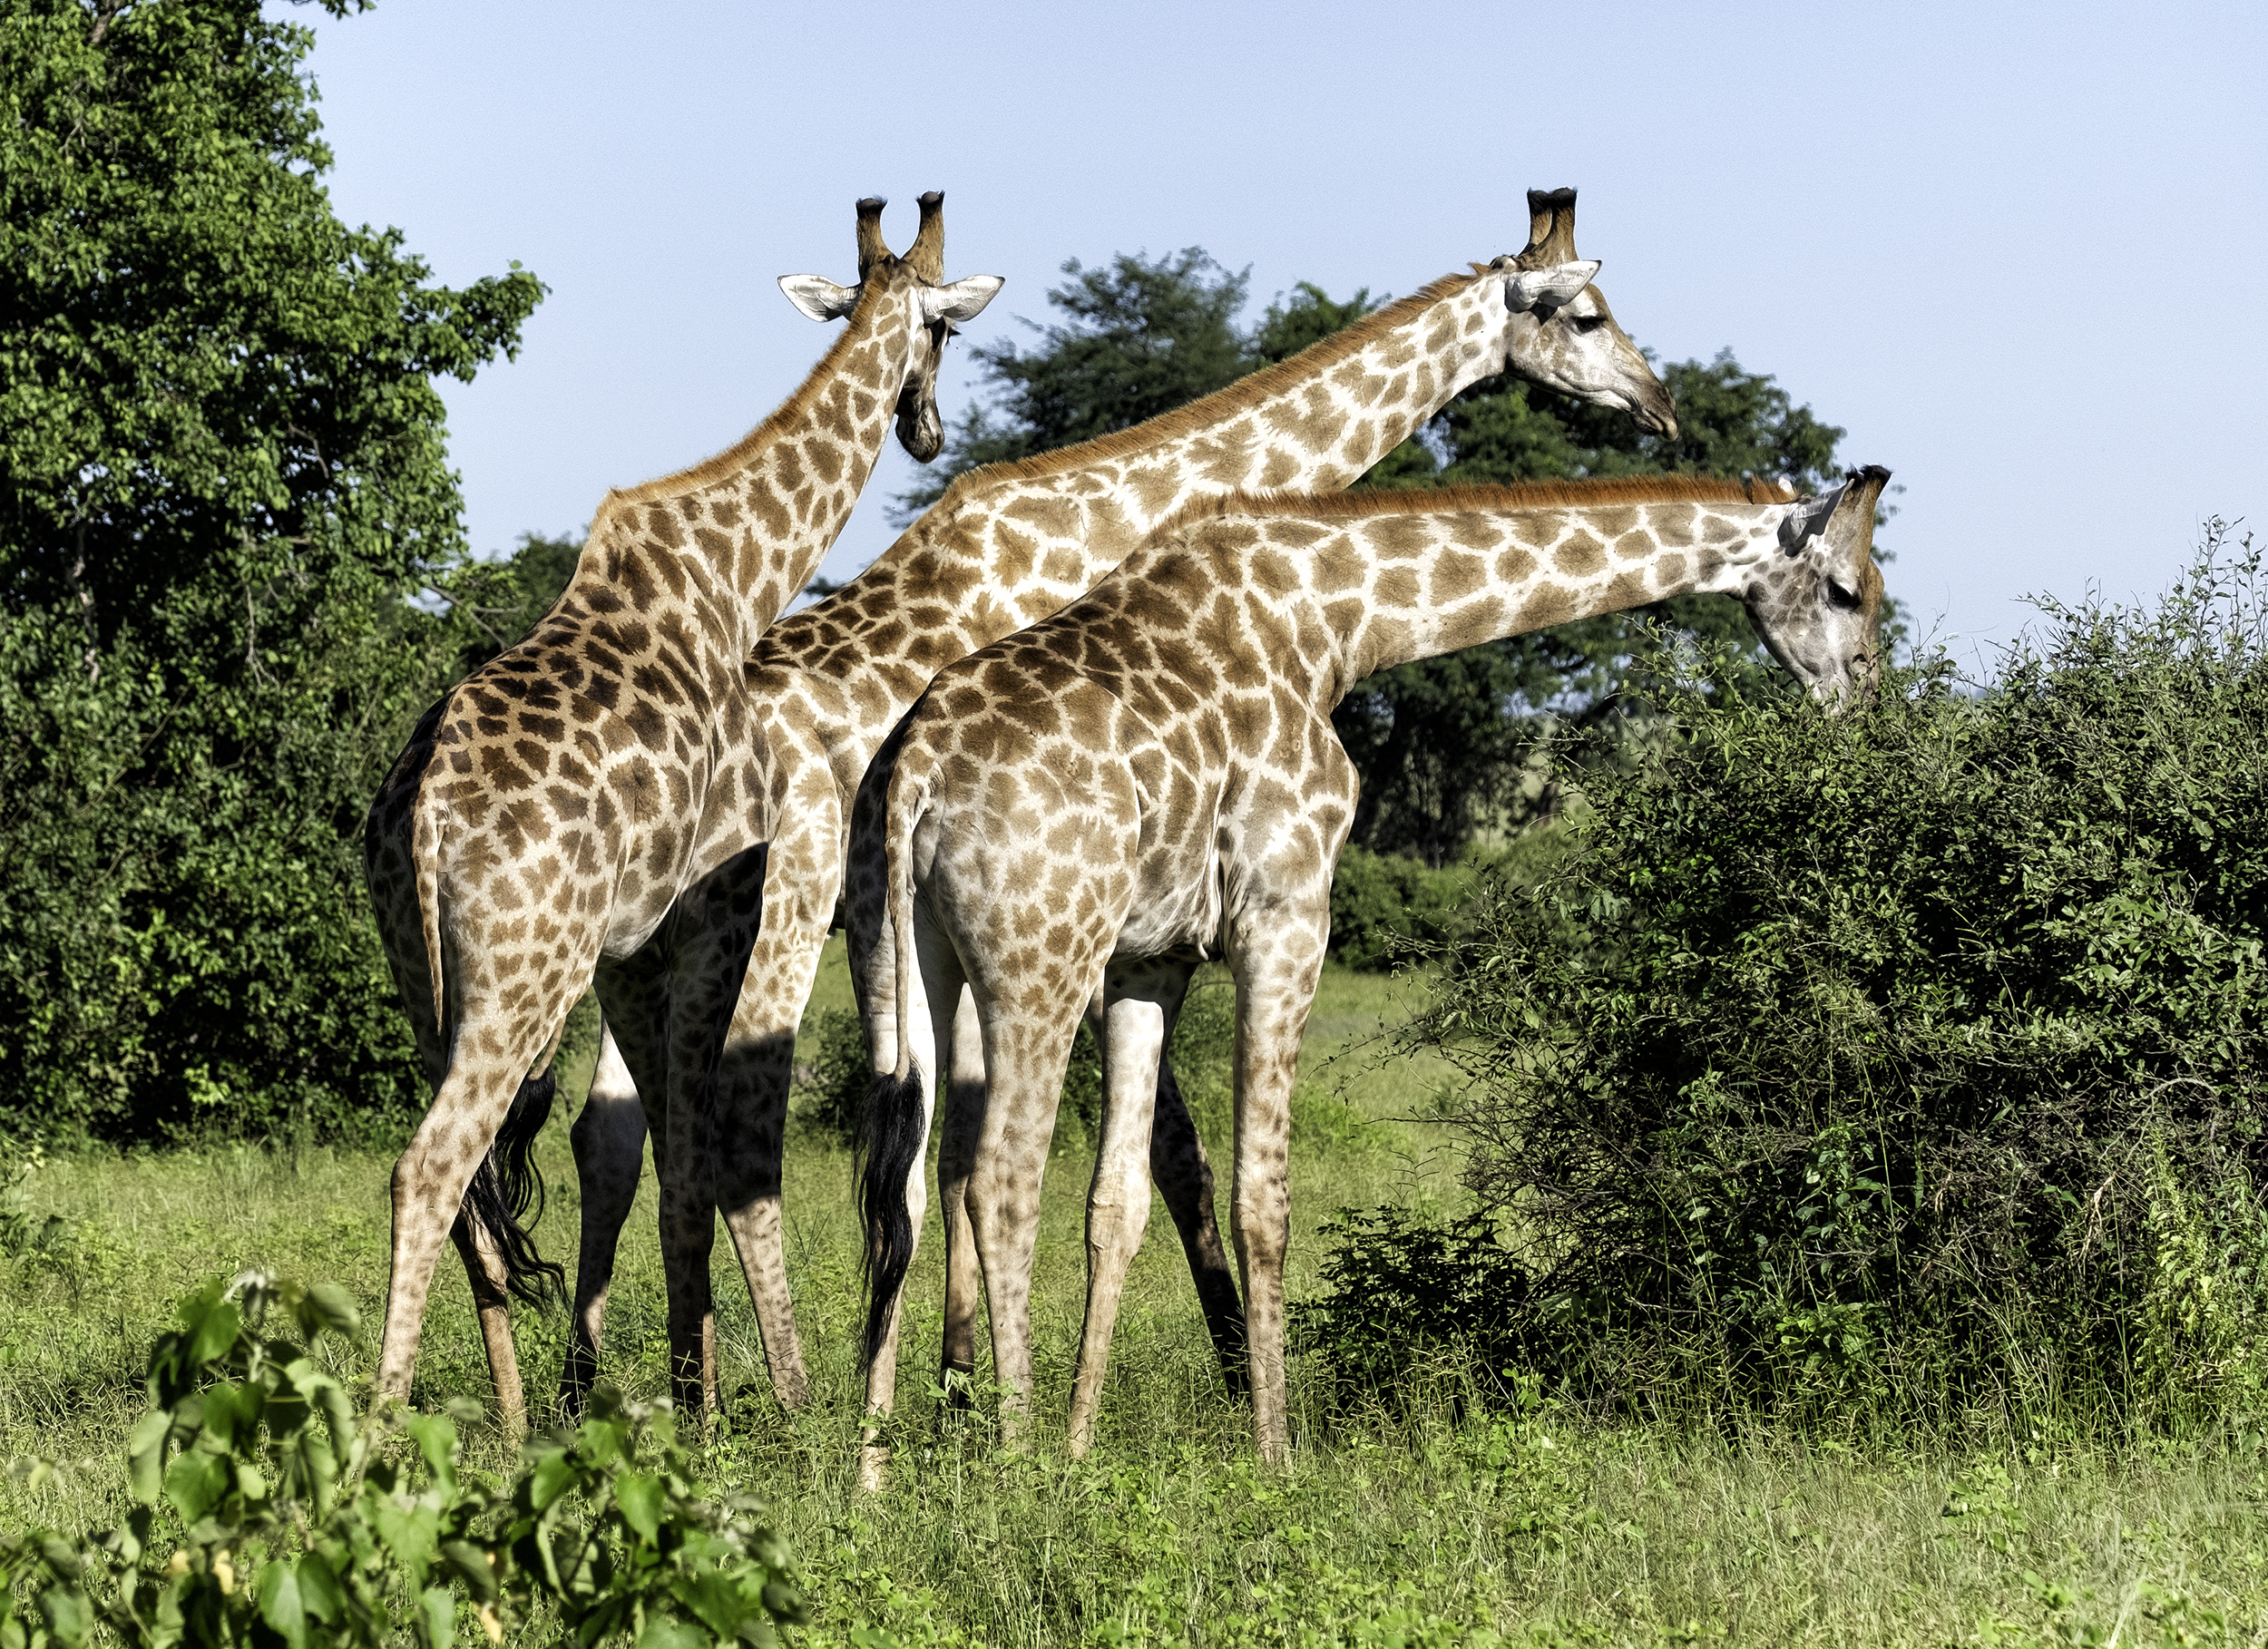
left=462, top=1067, right=567, bottom=1308
left=856, top=1063, right=929, bottom=1370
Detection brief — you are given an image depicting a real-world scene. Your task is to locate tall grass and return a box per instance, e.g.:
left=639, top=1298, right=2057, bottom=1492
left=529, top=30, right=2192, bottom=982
left=4, top=949, right=2263, bottom=1641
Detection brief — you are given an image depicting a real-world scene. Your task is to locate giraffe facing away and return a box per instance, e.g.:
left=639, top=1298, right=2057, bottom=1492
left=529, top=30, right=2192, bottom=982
left=559, top=190, right=1682, bottom=1417
left=850, top=466, right=1893, bottom=1466
left=362, top=193, right=1002, bottom=1428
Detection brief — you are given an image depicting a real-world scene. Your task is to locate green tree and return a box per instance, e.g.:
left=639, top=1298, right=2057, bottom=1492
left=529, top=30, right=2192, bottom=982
left=0, top=0, right=543, bottom=1141
left=437, top=530, right=583, bottom=677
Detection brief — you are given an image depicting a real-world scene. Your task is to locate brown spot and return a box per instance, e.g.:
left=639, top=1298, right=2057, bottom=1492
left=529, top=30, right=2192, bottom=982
left=1431, top=550, right=1485, bottom=603
left=1521, top=582, right=1578, bottom=629
left=1555, top=532, right=1608, bottom=577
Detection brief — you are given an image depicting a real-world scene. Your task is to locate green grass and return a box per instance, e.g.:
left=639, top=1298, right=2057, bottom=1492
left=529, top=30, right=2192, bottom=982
left=4, top=950, right=2263, bottom=1644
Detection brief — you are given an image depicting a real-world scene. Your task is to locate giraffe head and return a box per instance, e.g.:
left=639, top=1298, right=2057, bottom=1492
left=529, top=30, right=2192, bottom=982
left=1489, top=188, right=1679, bottom=437
left=777, top=192, right=1004, bottom=463
left=1745, top=464, right=1893, bottom=707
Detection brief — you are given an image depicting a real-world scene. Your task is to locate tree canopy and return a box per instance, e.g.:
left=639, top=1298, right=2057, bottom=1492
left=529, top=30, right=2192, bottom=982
left=0, top=0, right=543, bottom=1140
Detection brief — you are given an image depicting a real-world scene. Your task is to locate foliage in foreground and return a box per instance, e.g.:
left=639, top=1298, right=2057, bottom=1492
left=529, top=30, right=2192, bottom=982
left=1306, top=530, right=2268, bottom=1428
left=0, top=1275, right=801, bottom=1648
left=0, top=0, right=543, bottom=1145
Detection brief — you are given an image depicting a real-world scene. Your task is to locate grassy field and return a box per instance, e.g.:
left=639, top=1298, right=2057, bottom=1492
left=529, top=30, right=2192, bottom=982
left=4, top=946, right=2264, bottom=1644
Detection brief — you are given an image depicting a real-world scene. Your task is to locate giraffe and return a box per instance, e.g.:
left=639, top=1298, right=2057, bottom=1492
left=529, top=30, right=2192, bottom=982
left=850, top=466, right=1892, bottom=1466
left=557, top=191, right=1682, bottom=1419
left=361, top=192, right=1002, bottom=1429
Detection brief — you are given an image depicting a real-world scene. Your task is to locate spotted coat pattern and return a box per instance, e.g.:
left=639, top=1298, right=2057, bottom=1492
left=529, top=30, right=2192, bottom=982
left=362, top=195, right=994, bottom=1425
left=847, top=469, right=1892, bottom=1465
left=568, top=192, right=1683, bottom=1420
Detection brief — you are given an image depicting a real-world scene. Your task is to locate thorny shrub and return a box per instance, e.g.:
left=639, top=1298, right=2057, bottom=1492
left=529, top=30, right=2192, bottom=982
left=1305, top=529, right=2268, bottom=1429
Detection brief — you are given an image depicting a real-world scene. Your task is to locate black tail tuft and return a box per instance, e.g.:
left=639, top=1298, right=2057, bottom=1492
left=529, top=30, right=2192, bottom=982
left=855, top=1065, right=928, bottom=1371
left=463, top=1067, right=566, bottom=1310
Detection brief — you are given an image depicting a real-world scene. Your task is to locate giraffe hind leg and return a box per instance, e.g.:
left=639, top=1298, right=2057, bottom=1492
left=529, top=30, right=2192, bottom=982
left=935, top=982, right=986, bottom=1410
left=560, top=1020, right=648, bottom=1420
left=1149, top=1053, right=1247, bottom=1393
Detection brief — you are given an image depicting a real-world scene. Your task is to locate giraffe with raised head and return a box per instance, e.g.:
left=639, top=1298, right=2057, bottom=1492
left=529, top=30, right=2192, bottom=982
left=560, top=191, right=1681, bottom=1418
left=851, top=465, right=1892, bottom=1464
left=362, top=193, right=1001, bottom=1428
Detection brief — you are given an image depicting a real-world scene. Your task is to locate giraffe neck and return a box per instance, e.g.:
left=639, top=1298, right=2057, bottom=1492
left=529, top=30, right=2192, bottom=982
left=579, top=283, right=917, bottom=659
left=761, top=268, right=1516, bottom=736
left=1174, top=493, right=1794, bottom=708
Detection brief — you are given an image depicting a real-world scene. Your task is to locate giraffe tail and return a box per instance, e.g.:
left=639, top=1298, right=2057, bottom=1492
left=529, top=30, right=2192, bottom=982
left=856, top=767, right=932, bottom=1371
left=463, top=1067, right=568, bottom=1308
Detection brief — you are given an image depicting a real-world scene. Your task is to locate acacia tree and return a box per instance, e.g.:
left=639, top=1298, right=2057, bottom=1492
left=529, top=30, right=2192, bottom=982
left=0, top=0, right=543, bottom=1140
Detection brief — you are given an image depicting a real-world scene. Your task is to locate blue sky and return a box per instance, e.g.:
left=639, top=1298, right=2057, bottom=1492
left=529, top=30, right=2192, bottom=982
left=290, top=0, right=2265, bottom=659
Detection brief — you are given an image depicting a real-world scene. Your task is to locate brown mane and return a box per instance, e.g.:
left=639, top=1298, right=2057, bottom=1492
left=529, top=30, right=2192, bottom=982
left=924, top=269, right=1490, bottom=512
left=1159, top=473, right=1801, bottom=535
left=581, top=260, right=907, bottom=541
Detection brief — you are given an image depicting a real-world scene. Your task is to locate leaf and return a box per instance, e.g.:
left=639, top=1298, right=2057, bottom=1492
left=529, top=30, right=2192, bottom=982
left=415, top=1585, right=456, bottom=1649
left=34, top=1583, right=91, bottom=1649
left=369, top=1492, right=442, bottom=1581
left=668, top=1571, right=747, bottom=1637
left=404, top=1411, right=460, bottom=1487
left=163, top=1447, right=230, bottom=1523
left=614, top=1473, right=665, bottom=1543
left=296, top=1552, right=347, bottom=1624
left=528, top=1449, right=579, bottom=1513
left=185, top=1298, right=242, bottom=1366
left=258, top=1555, right=308, bottom=1649
left=126, top=1410, right=171, bottom=1506
left=302, top=1283, right=361, bottom=1338
left=636, top=1615, right=709, bottom=1649
left=441, top=1540, right=498, bottom=1604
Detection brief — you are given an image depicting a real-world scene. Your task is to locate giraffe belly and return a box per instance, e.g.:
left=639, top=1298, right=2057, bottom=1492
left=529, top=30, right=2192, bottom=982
left=1112, top=850, right=1225, bottom=960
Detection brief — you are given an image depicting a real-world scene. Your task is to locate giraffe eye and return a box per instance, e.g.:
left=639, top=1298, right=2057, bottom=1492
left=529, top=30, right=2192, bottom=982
left=1569, top=315, right=1607, bottom=333
left=1825, top=579, right=1862, bottom=610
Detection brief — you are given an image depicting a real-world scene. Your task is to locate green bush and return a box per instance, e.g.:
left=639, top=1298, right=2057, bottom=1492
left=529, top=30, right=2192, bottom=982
left=791, top=1008, right=872, bottom=1144
left=1325, top=845, right=1474, bottom=972
left=0, top=1273, right=804, bottom=1649
left=1307, top=531, right=2268, bottom=1427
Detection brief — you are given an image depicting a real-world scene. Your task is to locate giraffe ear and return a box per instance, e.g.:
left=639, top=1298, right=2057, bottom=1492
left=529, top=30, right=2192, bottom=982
left=778, top=275, right=861, bottom=323
left=1777, top=489, right=1840, bottom=552
left=1505, top=259, right=1600, bottom=314
left=921, top=274, right=1005, bottom=325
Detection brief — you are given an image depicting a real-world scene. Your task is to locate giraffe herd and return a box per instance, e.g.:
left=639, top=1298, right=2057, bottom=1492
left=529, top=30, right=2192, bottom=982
left=364, top=189, right=1891, bottom=1473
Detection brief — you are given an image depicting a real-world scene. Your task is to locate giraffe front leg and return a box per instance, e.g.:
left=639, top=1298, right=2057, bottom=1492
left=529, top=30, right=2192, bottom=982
left=1066, top=963, right=1188, bottom=1457
left=1227, top=918, right=1328, bottom=1466
left=561, top=1017, right=652, bottom=1419
left=656, top=844, right=770, bottom=1419
left=712, top=912, right=830, bottom=1411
